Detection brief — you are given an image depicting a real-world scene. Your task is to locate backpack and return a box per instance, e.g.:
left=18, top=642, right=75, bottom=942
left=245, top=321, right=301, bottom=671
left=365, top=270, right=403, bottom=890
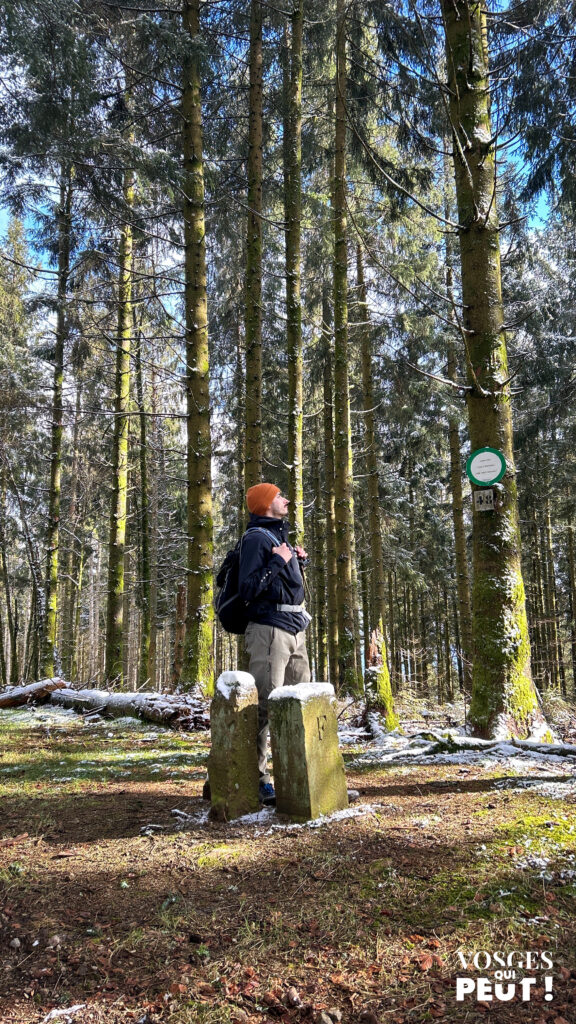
left=215, top=527, right=279, bottom=634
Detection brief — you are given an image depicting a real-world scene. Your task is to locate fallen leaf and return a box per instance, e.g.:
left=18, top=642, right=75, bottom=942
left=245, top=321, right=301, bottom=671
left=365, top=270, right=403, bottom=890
left=0, top=833, right=28, bottom=847
left=170, top=983, right=187, bottom=996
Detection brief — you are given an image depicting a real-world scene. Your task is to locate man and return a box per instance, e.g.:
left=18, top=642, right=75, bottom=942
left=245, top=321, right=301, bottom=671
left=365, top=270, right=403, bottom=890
left=239, top=482, right=311, bottom=804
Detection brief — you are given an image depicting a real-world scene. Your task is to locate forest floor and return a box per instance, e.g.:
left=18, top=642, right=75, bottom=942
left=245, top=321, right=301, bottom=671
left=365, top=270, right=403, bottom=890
left=1, top=695, right=575, bottom=1024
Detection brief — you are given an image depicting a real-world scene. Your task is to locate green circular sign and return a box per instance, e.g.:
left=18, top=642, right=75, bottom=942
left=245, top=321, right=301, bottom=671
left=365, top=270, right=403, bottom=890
left=466, top=447, right=507, bottom=487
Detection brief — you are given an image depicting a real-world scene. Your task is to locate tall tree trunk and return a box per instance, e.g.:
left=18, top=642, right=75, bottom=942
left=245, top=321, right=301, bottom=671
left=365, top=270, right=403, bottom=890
left=356, top=246, right=396, bottom=724
left=70, top=541, right=85, bottom=682
left=284, top=2, right=304, bottom=544
left=540, top=518, right=558, bottom=690
left=134, top=310, right=152, bottom=686
left=567, top=524, right=576, bottom=695
left=441, top=0, right=545, bottom=738
left=105, top=162, right=134, bottom=686
left=529, top=509, right=547, bottom=688
left=322, top=294, right=339, bottom=687
left=42, top=167, right=73, bottom=677
left=181, top=0, right=214, bottom=692
left=0, top=600, right=7, bottom=687
left=443, top=586, right=453, bottom=700
left=244, top=0, right=264, bottom=489
left=446, top=341, right=473, bottom=692
left=443, top=151, right=473, bottom=693
left=7, top=459, right=44, bottom=680
left=235, top=322, right=249, bottom=671
left=0, top=479, right=18, bottom=683
left=172, top=581, right=187, bottom=691
left=148, top=368, right=159, bottom=688
left=544, top=503, right=566, bottom=694
left=388, top=571, right=397, bottom=691
left=332, top=0, right=361, bottom=692
left=61, top=384, right=82, bottom=678
left=313, top=434, right=328, bottom=681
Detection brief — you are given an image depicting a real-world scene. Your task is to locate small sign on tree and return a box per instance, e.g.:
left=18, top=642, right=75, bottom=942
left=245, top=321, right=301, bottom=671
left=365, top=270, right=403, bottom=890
left=466, top=447, right=506, bottom=487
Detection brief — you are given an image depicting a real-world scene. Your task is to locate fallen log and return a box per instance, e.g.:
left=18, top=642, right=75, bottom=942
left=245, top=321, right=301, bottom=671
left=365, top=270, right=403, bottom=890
left=49, top=686, right=210, bottom=731
left=0, top=678, right=67, bottom=709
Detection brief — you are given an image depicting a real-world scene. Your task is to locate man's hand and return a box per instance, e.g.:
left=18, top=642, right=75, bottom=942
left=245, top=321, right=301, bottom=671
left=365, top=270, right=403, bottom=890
left=294, top=545, right=308, bottom=560
left=272, top=542, right=293, bottom=563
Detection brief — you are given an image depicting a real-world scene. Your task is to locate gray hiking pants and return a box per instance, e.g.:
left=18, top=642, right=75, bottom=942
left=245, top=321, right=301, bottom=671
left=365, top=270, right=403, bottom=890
left=244, top=622, right=311, bottom=782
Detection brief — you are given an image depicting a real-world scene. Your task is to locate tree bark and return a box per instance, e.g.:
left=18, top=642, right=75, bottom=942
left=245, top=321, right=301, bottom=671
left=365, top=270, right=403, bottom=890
left=0, top=678, right=66, bottom=708
left=134, top=307, right=152, bottom=686
left=42, top=167, right=73, bottom=677
left=284, top=2, right=305, bottom=545
left=49, top=685, right=209, bottom=730
left=441, top=0, right=545, bottom=738
left=61, top=384, right=83, bottom=678
left=105, top=161, right=134, bottom=686
left=313, top=434, right=328, bottom=681
left=567, top=524, right=576, bottom=694
left=0, top=477, right=18, bottom=683
left=332, top=0, right=361, bottom=692
left=446, top=343, right=473, bottom=693
left=322, top=295, right=339, bottom=687
left=181, top=0, right=214, bottom=692
left=356, top=246, right=396, bottom=723
left=244, top=0, right=264, bottom=489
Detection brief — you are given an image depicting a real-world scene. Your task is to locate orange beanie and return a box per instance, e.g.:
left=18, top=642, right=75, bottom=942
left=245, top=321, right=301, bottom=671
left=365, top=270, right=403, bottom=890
left=246, top=482, right=280, bottom=515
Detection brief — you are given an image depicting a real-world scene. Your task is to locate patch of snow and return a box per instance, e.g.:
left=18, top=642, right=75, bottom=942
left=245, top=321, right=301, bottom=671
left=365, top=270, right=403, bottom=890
left=42, top=1006, right=86, bottom=1022
left=232, top=807, right=277, bottom=826
left=216, top=671, right=257, bottom=700
left=257, top=803, right=378, bottom=834
left=269, top=683, right=335, bottom=703
left=337, top=726, right=371, bottom=744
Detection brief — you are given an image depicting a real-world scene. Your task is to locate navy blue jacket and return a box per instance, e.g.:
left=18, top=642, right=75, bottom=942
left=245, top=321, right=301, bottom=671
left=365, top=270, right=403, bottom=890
left=238, top=513, right=309, bottom=634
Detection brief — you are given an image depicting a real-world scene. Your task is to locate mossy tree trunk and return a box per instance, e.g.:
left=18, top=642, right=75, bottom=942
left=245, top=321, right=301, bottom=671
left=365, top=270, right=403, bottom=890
left=567, top=524, right=576, bottom=694
left=134, top=308, right=153, bottom=687
left=356, top=245, right=397, bottom=725
left=181, top=0, right=214, bottom=693
left=0, top=601, right=7, bottom=687
left=105, top=161, right=134, bottom=687
left=283, top=1, right=304, bottom=545
left=441, top=0, right=545, bottom=738
left=312, top=430, right=328, bottom=681
left=332, top=0, right=361, bottom=692
left=42, top=166, right=73, bottom=678
left=0, top=477, right=18, bottom=683
left=244, top=0, right=264, bottom=489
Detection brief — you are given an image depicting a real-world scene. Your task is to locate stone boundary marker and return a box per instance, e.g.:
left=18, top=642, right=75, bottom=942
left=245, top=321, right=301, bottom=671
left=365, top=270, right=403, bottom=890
left=207, top=671, right=259, bottom=821
left=268, top=683, right=349, bottom=822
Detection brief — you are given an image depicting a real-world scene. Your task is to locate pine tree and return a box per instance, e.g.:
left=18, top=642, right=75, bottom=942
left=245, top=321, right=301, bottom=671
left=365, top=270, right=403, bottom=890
left=180, top=0, right=214, bottom=692
left=440, top=0, right=547, bottom=738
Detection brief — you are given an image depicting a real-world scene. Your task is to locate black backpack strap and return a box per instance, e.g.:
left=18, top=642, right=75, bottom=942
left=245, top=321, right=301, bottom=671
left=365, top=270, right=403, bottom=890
left=244, top=527, right=281, bottom=547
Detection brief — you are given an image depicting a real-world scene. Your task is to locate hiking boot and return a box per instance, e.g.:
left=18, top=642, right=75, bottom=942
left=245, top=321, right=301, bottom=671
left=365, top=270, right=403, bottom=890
left=258, top=781, right=276, bottom=806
